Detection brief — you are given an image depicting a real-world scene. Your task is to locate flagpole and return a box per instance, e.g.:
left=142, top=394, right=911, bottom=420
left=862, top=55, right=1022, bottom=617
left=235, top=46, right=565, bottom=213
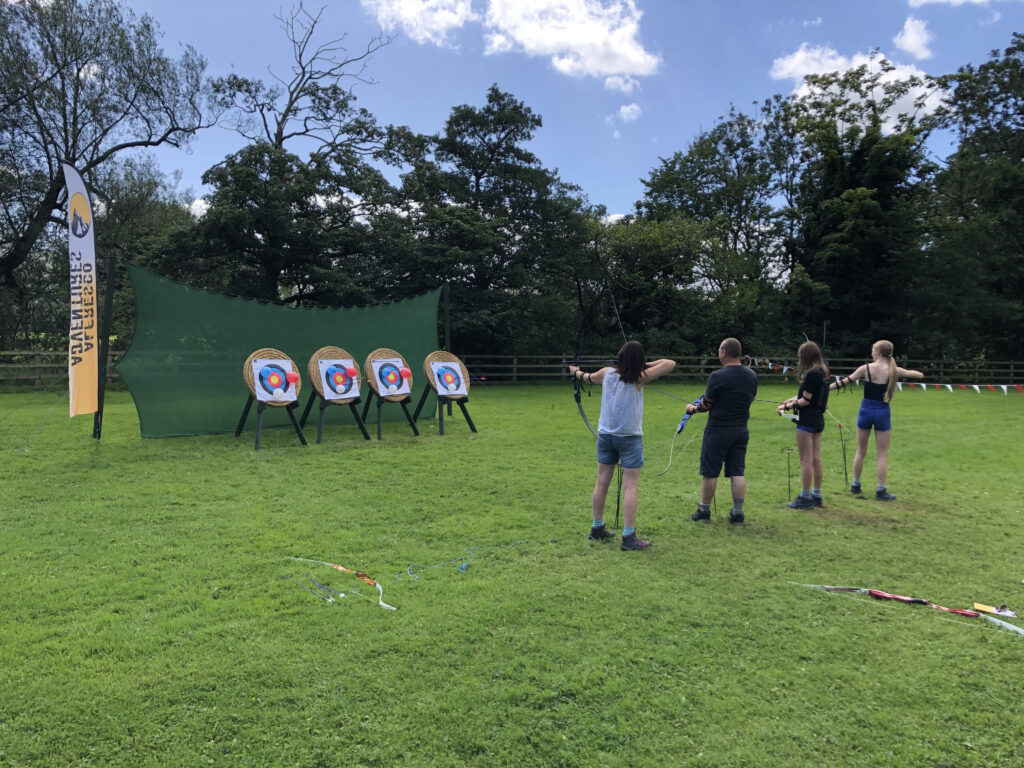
left=92, top=255, right=117, bottom=440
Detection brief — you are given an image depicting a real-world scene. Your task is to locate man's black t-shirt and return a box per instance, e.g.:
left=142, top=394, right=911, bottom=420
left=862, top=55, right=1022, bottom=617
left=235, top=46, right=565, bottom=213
left=704, top=364, right=758, bottom=430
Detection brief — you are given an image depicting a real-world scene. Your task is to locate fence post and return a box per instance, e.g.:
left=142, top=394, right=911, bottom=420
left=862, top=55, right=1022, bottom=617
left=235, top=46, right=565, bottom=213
left=512, top=356, right=518, bottom=384
left=35, top=353, right=43, bottom=389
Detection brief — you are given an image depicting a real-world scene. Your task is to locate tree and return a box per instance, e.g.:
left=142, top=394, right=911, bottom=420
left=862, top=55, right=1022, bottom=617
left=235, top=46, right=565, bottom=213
left=783, top=58, right=933, bottom=354
left=174, top=2, right=399, bottom=304
left=0, top=0, right=211, bottom=294
left=638, top=107, right=787, bottom=350
left=925, top=33, right=1024, bottom=358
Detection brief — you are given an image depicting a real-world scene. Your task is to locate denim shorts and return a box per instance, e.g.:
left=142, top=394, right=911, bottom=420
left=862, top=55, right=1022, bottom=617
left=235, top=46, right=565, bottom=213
left=597, top=433, right=644, bottom=469
left=796, top=424, right=824, bottom=434
left=857, top=400, right=892, bottom=432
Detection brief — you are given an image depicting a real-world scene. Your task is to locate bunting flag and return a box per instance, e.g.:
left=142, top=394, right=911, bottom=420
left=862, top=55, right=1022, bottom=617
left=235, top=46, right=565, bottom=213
left=62, top=163, right=98, bottom=417
left=744, top=356, right=1019, bottom=395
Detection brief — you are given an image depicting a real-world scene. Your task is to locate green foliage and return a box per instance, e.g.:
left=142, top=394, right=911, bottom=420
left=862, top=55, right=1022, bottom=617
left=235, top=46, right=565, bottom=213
left=1, top=383, right=1021, bottom=766
left=0, top=0, right=209, bottom=293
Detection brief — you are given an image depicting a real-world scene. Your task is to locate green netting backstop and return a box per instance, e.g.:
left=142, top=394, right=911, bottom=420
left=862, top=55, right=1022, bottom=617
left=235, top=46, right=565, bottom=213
left=116, top=262, right=442, bottom=437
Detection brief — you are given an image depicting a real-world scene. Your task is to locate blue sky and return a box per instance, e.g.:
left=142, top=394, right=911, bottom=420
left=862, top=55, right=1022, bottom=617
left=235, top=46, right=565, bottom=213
left=130, top=0, right=1023, bottom=216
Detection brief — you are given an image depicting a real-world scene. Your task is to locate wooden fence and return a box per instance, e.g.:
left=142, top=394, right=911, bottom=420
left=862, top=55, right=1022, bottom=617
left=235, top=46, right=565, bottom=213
left=3, top=350, right=1018, bottom=388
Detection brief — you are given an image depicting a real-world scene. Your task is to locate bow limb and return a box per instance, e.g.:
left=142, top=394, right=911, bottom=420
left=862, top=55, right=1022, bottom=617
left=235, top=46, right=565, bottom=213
left=657, top=396, right=703, bottom=476
left=572, top=329, right=598, bottom=439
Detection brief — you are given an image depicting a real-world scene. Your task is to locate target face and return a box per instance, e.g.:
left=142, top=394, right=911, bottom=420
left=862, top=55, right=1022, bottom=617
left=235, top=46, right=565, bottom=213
left=436, top=365, right=461, bottom=391
left=429, top=360, right=469, bottom=396
left=318, top=358, right=359, bottom=400
left=370, top=357, right=411, bottom=396
left=259, top=364, right=287, bottom=394
left=251, top=358, right=297, bottom=403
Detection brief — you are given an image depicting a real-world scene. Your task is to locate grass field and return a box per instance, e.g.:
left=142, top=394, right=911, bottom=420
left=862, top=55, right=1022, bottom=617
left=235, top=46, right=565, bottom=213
left=1, top=380, right=1022, bottom=767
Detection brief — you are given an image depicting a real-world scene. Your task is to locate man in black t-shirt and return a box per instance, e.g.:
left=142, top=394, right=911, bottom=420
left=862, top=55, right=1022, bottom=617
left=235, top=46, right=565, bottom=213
left=685, top=338, right=758, bottom=525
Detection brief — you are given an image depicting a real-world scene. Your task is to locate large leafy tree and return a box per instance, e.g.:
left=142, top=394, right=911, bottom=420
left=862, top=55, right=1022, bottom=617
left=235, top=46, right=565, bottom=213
left=161, top=3, right=399, bottom=305
left=784, top=59, right=934, bottom=354
left=398, top=85, right=589, bottom=353
left=0, top=0, right=210, bottom=295
left=638, top=107, right=787, bottom=351
left=924, top=33, right=1024, bottom=358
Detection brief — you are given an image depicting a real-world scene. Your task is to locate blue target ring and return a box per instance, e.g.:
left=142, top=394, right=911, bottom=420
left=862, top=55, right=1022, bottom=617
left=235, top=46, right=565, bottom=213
left=436, top=365, right=461, bottom=392
left=258, top=363, right=288, bottom=395
left=377, top=362, right=402, bottom=390
left=324, top=364, right=354, bottom=396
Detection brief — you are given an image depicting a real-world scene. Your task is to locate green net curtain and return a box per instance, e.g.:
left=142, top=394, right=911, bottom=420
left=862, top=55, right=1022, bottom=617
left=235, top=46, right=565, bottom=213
left=116, top=262, right=442, bottom=437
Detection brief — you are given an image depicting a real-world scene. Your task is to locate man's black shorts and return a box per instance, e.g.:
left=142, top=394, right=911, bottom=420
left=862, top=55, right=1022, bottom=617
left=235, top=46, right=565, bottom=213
left=700, top=428, right=749, bottom=478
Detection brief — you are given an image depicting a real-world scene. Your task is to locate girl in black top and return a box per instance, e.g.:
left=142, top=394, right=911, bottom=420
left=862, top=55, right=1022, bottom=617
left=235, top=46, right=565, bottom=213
left=779, top=341, right=829, bottom=509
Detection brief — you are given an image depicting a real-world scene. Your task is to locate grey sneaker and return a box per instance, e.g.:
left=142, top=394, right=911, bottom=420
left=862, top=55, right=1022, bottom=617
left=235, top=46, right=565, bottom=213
left=621, top=533, right=651, bottom=551
left=876, top=489, right=896, bottom=501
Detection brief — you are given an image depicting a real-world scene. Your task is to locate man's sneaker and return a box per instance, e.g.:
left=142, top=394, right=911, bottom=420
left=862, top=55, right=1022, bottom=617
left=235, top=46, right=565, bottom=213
left=876, top=489, right=896, bottom=501
left=621, top=533, right=651, bottom=551
left=850, top=482, right=862, bottom=495
left=691, top=507, right=711, bottom=523
left=588, top=524, right=615, bottom=541
left=812, top=495, right=823, bottom=507
left=787, top=495, right=814, bottom=510
left=729, top=510, right=745, bottom=525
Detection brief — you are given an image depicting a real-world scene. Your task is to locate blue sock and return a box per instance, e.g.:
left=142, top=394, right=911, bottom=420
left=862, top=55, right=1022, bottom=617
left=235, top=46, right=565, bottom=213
left=800, top=489, right=812, bottom=498
left=592, top=519, right=604, bottom=528
left=698, top=503, right=710, bottom=513
left=623, top=526, right=636, bottom=537
left=812, top=487, right=822, bottom=498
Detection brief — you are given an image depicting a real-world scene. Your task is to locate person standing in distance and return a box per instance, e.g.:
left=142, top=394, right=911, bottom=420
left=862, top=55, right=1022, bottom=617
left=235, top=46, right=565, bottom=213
left=778, top=341, right=830, bottom=509
left=569, top=341, right=676, bottom=550
left=830, top=339, right=923, bottom=500
left=687, top=338, right=758, bottom=525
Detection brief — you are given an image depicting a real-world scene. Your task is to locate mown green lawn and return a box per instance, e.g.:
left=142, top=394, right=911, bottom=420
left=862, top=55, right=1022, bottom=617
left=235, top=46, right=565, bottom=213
left=1, top=381, right=1022, bottom=767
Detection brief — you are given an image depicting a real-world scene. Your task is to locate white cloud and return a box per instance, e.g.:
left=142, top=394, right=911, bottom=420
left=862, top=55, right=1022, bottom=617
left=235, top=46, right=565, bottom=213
left=189, top=199, right=209, bottom=218
left=618, top=102, right=642, bottom=122
left=908, top=0, right=990, bottom=6
left=893, top=17, right=933, bottom=59
left=483, top=0, right=659, bottom=79
left=361, top=0, right=660, bottom=85
left=770, top=43, right=944, bottom=128
left=360, top=0, right=477, bottom=46
left=802, top=17, right=823, bottom=27
left=605, top=74, right=639, bottom=93
left=612, top=129, right=621, bottom=139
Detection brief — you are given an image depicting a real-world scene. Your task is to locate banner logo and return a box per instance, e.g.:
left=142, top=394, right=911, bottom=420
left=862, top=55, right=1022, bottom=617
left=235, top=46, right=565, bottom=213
left=68, top=193, right=92, bottom=238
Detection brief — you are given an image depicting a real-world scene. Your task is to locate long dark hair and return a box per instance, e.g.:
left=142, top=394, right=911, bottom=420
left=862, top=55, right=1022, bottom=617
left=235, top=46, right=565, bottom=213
left=616, top=340, right=647, bottom=384
left=797, top=341, right=829, bottom=379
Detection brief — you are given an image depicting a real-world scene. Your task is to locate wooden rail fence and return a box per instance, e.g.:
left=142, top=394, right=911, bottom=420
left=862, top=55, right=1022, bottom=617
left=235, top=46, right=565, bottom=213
left=2, top=351, right=1017, bottom=388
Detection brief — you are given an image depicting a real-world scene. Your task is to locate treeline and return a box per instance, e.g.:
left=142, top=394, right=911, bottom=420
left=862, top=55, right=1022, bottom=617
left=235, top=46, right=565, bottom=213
left=1, top=0, right=1021, bottom=360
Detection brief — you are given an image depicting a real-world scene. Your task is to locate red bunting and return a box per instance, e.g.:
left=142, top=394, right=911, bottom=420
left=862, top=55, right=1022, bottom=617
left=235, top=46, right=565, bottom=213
left=959, top=384, right=967, bottom=390
left=987, top=384, right=997, bottom=392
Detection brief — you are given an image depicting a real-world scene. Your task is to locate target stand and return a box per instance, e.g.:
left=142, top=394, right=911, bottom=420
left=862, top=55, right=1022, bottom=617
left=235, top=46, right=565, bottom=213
left=360, top=347, right=419, bottom=440
left=235, top=348, right=308, bottom=450
left=412, top=351, right=477, bottom=435
left=298, top=346, right=371, bottom=443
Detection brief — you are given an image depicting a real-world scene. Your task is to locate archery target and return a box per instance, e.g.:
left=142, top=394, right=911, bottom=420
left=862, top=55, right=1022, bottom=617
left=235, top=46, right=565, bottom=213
left=429, top=361, right=468, bottom=396
left=252, top=358, right=297, bottom=403
left=371, top=357, right=411, bottom=396
left=318, top=358, right=359, bottom=401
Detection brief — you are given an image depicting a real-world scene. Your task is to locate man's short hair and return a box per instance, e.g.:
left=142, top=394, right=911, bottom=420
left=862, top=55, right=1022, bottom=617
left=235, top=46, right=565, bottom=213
left=720, top=337, right=742, bottom=359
